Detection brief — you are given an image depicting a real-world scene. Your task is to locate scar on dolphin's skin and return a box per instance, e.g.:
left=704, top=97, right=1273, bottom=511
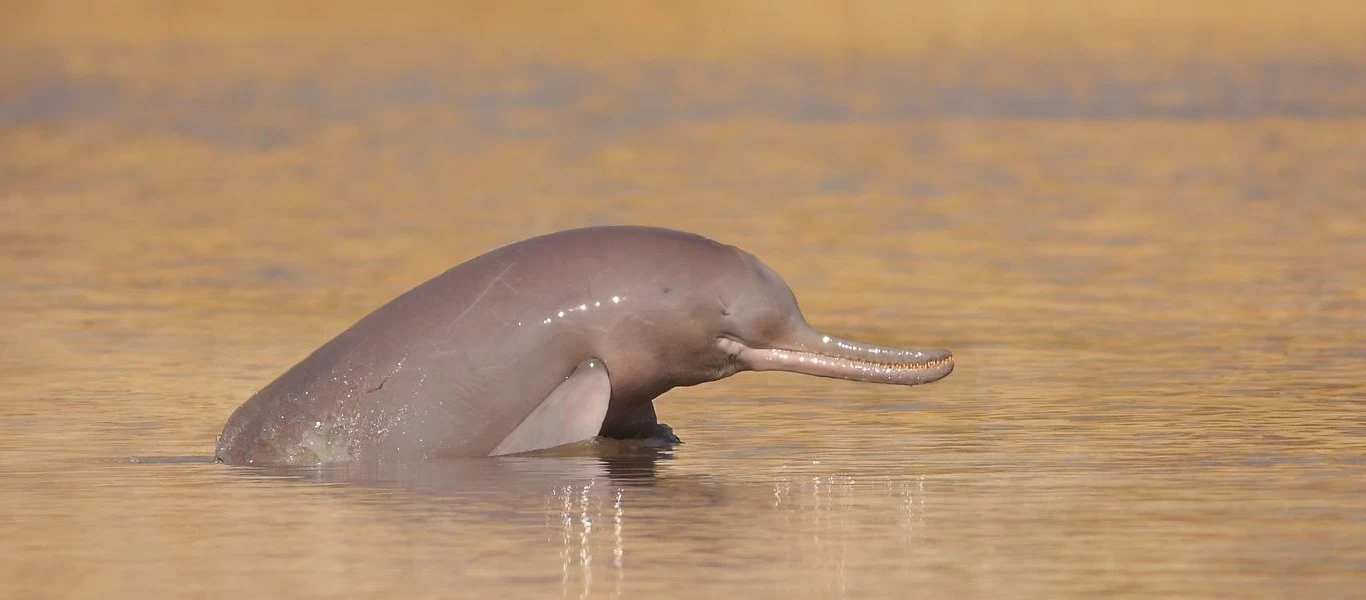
left=214, top=226, right=953, bottom=465
left=365, top=377, right=389, bottom=393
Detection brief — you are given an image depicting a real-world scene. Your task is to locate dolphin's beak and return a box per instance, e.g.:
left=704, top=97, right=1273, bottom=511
left=723, top=324, right=954, bottom=386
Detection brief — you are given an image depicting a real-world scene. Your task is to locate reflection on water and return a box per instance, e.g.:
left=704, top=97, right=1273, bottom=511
left=549, top=479, right=624, bottom=600
left=247, top=443, right=670, bottom=492
left=2, top=1, right=1366, bottom=598
left=542, top=473, right=936, bottom=600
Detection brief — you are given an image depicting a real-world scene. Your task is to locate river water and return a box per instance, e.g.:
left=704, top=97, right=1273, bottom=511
left=2, top=2, right=1364, bottom=598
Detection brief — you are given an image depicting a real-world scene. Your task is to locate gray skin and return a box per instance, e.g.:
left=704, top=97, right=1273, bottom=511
left=215, top=226, right=953, bottom=465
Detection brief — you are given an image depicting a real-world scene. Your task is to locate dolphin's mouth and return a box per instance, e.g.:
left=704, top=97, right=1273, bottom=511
left=718, top=331, right=954, bottom=386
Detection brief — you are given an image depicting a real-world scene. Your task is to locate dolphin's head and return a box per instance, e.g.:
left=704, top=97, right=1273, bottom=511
left=581, top=228, right=953, bottom=403
left=698, top=248, right=955, bottom=387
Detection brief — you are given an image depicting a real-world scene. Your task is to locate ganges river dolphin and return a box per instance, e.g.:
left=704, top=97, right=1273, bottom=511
left=215, top=226, right=953, bottom=465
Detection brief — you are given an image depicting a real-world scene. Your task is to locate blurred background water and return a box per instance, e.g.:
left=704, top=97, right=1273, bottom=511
left=1, top=1, right=1364, bottom=597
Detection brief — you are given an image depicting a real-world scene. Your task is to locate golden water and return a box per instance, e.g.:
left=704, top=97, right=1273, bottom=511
left=2, top=2, right=1364, bottom=597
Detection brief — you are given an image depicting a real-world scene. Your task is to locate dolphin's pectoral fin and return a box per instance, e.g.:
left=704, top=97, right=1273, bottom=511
left=490, top=359, right=612, bottom=457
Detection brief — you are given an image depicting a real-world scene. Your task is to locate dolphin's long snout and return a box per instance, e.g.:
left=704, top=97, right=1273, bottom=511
left=729, top=324, right=954, bottom=386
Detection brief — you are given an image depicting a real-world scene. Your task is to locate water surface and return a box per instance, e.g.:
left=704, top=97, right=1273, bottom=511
left=2, top=2, right=1364, bottom=597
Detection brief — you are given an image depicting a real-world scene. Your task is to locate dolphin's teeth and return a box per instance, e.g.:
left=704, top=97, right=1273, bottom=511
left=842, top=355, right=952, bottom=370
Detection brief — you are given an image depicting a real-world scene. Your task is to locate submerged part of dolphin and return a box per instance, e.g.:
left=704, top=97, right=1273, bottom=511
left=215, top=226, right=953, bottom=465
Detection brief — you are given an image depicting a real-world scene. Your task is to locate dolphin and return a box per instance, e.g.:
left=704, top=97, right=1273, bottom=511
left=215, top=226, right=953, bottom=465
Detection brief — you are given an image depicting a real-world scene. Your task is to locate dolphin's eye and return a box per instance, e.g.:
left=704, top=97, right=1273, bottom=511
left=717, top=295, right=735, bottom=317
